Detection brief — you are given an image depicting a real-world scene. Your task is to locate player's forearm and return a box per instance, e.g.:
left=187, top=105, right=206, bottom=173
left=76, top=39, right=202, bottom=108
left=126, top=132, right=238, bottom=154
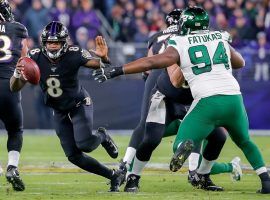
left=10, top=76, right=26, bottom=92
left=167, top=64, right=184, bottom=88
left=123, top=55, right=172, bottom=74
left=85, top=58, right=102, bottom=69
left=123, top=47, right=178, bottom=74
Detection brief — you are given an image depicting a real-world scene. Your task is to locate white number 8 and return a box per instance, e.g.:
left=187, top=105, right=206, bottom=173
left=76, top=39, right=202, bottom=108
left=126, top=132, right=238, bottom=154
left=0, top=35, right=12, bottom=62
left=46, top=77, right=63, bottom=97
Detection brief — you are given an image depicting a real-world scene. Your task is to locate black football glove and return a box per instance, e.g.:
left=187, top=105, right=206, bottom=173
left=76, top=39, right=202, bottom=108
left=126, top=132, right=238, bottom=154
left=92, top=66, right=124, bottom=83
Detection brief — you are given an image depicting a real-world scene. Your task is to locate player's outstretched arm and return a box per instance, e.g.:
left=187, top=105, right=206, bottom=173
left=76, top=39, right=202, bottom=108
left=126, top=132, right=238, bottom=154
left=10, top=58, right=27, bottom=92
left=230, top=45, right=245, bottom=69
left=90, top=36, right=110, bottom=64
left=123, top=46, right=179, bottom=74
left=92, top=47, right=180, bottom=82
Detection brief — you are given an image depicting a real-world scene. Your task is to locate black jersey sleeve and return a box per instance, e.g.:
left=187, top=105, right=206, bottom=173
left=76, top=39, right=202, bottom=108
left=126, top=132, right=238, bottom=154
left=79, top=48, right=94, bottom=66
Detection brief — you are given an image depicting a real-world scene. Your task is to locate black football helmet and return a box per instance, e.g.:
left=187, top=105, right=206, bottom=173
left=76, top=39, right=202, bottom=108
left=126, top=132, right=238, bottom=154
left=165, top=9, right=183, bottom=27
left=41, top=21, right=69, bottom=59
left=0, top=0, right=14, bottom=22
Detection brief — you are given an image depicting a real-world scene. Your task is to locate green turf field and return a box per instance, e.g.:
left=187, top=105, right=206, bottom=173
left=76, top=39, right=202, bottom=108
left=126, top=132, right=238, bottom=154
left=0, top=133, right=269, bottom=199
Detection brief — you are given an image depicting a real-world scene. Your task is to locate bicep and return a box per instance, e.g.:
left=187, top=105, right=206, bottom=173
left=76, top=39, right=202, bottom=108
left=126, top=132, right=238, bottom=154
left=151, top=46, right=180, bottom=68
left=167, top=64, right=184, bottom=88
left=230, top=45, right=245, bottom=69
left=123, top=46, right=180, bottom=74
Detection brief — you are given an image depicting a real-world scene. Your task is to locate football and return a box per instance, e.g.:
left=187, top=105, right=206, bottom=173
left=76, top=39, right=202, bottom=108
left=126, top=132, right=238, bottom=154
left=19, top=57, right=40, bottom=85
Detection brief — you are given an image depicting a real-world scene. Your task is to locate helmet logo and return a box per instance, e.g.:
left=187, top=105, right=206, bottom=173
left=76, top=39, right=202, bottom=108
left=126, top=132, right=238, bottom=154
left=181, top=15, right=194, bottom=22
left=60, top=30, right=66, bottom=37
left=167, top=17, right=173, bottom=24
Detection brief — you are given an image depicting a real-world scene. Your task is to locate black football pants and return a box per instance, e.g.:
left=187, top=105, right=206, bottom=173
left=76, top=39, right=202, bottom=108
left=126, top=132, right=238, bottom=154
left=0, top=79, right=23, bottom=152
left=53, top=102, right=113, bottom=179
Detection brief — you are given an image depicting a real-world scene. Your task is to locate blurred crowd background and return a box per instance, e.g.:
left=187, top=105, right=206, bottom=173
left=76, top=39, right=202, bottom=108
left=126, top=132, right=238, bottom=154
left=9, top=0, right=270, bottom=80
left=2, top=0, right=270, bottom=130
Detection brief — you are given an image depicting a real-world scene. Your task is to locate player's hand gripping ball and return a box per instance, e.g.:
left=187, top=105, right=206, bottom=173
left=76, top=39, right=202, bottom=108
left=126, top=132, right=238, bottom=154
left=18, top=57, right=40, bottom=85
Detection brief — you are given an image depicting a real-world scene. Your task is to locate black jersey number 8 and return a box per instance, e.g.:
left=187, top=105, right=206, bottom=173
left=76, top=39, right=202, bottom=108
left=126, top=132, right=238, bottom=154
left=0, top=35, right=12, bottom=62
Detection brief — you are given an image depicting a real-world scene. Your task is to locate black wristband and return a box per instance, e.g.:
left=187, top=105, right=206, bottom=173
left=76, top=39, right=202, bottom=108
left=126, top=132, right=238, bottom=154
left=113, top=66, right=124, bottom=76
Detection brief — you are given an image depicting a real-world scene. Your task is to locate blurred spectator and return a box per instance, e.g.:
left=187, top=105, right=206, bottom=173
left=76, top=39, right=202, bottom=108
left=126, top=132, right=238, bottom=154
left=75, top=26, right=89, bottom=49
left=41, top=0, right=54, bottom=9
left=175, top=0, right=185, bottom=9
left=22, top=0, right=50, bottom=43
left=50, top=0, right=71, bottom=29
left=253, top=32, right=270, bottom=81
left=109, top=4, right=133, bottom=42
left=134, top=21, right=149, bottom=58
left=11, top=0, right=30, bottom=14
left=233, top=10, right=254, bottom=41
left=9, top=0, right=22, bottom=22
left=72, top=0, right=101, bottom=39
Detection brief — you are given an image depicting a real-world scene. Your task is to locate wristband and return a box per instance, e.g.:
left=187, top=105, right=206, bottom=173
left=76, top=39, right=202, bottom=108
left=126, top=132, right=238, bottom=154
left=13, top=68, right=21, bottom=79
left=115, top=66, right=124, bottom=76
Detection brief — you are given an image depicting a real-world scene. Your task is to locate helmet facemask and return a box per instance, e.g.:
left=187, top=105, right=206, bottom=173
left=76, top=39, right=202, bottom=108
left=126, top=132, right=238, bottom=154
left=0, top=0, right=14, bottom=22
left=41, top=21, right=69, bottom=59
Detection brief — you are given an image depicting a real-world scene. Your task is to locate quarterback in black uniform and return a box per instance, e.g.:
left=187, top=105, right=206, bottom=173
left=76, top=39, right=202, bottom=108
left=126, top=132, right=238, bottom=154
left=0, top=0, right=28, bottom=191
left=10, top=21, right=123, bottom=192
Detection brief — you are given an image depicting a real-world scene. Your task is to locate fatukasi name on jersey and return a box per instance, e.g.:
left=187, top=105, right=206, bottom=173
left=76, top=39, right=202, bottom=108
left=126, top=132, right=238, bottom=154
left=167, top=30, right=241, bottom=100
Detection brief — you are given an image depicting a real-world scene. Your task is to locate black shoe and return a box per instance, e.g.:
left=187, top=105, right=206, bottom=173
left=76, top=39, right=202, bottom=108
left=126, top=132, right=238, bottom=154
left=6, top=166, right=25, bottom=191
left=257, top=180, right=270, bottom=194
left=124, top=174, right=140, bottom=192
left=98, top=127, right=118, bottom=159
left=197, top=173, right=224, bottom=191
left=188, top=170, right=200, bottom=187
left=118, top=159, right=128, bottom=185
left=170, top=140, right=194, bottom=172
left=109, top=169, right=125, bottom=192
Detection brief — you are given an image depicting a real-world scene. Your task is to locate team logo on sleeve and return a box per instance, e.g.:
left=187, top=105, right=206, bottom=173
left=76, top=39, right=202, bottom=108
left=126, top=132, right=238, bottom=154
left=81, top=49, right=92, bottom=59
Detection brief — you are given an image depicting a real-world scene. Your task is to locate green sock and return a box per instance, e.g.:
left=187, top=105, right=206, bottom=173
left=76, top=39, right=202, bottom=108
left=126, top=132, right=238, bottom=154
left=210, top=162, right=233, bottom=175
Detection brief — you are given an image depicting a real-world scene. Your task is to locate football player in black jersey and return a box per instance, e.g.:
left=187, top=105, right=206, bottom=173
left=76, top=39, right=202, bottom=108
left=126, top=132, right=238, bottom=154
left=114, top=9, right=239, bottom=192
left=10, top=21, right=124, bottom=192
left=0, top=0, right=28, bottom=191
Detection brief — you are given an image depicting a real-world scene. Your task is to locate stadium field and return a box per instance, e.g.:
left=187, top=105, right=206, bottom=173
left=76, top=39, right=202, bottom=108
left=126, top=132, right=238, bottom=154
left=0, top=132, right=269, bottom=200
